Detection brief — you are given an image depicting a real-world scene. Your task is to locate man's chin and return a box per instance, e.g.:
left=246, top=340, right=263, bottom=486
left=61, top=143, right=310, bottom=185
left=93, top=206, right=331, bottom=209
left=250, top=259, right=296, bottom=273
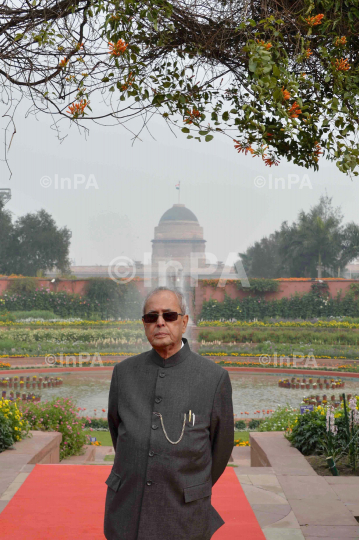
left=152, top=336, right=172, bottom=347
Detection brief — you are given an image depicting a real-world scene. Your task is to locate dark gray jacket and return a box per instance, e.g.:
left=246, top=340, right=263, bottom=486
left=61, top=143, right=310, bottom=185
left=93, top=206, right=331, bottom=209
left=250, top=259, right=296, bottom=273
left=104, top=337, right=234, bottom=540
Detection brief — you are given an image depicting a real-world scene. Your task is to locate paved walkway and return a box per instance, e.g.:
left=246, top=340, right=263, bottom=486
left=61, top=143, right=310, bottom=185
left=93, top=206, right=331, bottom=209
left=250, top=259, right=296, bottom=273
left=232, top=446, right=359, bottom=540
left=2, top=442, right=359, bottom=539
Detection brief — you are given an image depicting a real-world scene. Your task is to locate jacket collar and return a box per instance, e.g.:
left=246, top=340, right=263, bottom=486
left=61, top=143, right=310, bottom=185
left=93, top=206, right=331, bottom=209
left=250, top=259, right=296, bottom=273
left=149, top=337, right=191, bottom=368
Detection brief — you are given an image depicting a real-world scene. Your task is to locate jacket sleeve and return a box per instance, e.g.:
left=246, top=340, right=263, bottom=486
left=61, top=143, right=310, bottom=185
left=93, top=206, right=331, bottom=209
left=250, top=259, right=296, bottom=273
left=210, top=369, right=234, bottom=486
left=107, top=363, right=121, bottom=451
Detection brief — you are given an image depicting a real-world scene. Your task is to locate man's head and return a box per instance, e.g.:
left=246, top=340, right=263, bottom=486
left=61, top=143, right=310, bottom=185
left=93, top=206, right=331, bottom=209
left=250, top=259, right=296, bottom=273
left=142, top=287, right=189, bottom=354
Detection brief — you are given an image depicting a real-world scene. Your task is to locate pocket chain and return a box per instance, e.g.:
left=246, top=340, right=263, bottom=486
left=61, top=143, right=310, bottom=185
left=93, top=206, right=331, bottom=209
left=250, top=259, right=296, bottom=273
left=153, top=411, right=187, bottom=445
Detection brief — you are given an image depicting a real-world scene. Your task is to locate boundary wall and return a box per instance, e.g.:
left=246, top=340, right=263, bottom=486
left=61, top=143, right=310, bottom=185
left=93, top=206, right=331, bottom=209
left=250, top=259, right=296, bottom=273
left=0, top=277, right=357, bottom=321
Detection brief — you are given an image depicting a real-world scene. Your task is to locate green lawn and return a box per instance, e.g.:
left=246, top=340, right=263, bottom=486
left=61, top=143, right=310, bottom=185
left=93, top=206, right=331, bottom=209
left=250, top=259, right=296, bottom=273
left=83, top=429, right=113, bottom=446
left=234, top=431, right=249, bottom=443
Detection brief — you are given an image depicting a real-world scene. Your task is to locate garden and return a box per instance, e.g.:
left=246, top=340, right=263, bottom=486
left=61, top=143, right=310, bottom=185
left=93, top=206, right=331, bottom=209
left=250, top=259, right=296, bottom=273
left=0, top=277, right=358, bottom=475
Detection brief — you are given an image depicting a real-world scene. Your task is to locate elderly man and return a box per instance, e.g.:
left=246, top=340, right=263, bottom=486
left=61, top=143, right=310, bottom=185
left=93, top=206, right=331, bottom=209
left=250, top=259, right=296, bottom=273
left=104, top=286, right=234, bottom=540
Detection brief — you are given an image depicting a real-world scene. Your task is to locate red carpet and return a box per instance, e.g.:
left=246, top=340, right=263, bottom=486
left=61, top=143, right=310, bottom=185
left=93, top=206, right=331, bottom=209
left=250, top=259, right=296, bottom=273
left=0, top=465, right=265, bottom=539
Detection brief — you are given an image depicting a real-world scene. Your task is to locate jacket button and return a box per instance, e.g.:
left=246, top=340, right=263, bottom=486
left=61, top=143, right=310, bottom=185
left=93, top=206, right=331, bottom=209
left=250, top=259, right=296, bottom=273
left=155, top=397, right=162, bottom=403
left=146, top=481, right=152, bottom=486
left=159, top=372, right=165, bottom=378
left=149, top=450, right=154, bottom=457
left=152, top=424, right=158, bottom=430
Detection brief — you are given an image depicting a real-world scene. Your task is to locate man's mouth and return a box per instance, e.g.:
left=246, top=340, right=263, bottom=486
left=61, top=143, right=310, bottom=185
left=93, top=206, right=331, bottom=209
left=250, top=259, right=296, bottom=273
left=155, top=333, right=169, bottom=337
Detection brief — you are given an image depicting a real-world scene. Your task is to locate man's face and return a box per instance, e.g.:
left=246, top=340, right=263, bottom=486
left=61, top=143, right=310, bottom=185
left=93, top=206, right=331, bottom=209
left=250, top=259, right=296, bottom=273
left=142, top=290, right=189, bottom=349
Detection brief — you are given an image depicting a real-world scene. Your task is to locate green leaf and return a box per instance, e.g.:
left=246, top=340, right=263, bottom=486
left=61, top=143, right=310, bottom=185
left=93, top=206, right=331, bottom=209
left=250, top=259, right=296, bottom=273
left=181, top=127, right=190, bottom=133
left=205, top=135, right=214, bottom=142
left=198, top=130, right=209, bottom=136
left=222, top=111, right=229, bottom=121
left=272, top=65, right=280, bottom=77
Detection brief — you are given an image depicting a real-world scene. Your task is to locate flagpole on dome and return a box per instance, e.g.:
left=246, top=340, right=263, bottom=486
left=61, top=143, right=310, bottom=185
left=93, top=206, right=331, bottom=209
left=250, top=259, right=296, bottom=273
left=175, top=181, right=180, bottom=203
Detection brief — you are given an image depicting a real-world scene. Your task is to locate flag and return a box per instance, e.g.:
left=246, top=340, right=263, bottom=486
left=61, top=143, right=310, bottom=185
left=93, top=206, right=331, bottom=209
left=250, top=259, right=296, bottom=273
left=175, top=183, right=180, bottom=190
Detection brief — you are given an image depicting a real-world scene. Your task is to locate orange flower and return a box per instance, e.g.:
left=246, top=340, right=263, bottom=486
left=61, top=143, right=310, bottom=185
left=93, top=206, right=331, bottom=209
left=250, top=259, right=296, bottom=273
left=108, top=39, right=128, bottom=57
left=120, top=71, right=135, bottom=91
left=313, top=141, right=323, bottom=162
left=334, top=58, right=350, bottom=71
left=305, top=48, right=312, bottom=58
left=66, top=99, right=89, bottom=117
left=59, top=57, right=69, bottom=68
left=184, top=108, right=201, bottom=124
left=288, top=101, right=302, bottom=118
left=263, top=156, right=279, bottom=167
left=305, top=14, right=324, bottom=26
left=281, top=87, right=290, bottom=100
left=335, top=36, right=347, bottom=46
left=233, top=140, right=254, bottom=155
left=257, top=39, right=272, bottom=50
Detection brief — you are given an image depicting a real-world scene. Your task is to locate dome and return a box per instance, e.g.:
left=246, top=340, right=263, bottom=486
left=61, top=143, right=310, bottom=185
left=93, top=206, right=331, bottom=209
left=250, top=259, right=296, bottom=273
left=159, top=204, right=198, bottom=223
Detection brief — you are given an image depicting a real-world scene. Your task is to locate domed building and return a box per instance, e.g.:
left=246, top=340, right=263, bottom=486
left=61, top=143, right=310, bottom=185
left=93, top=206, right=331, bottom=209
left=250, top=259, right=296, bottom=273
left=151, top=204, right=206, bottom=273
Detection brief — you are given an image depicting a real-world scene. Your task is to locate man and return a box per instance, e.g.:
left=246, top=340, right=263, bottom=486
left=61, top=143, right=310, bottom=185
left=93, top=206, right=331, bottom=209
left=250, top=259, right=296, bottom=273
left=104, top=286, right=234, bottom=540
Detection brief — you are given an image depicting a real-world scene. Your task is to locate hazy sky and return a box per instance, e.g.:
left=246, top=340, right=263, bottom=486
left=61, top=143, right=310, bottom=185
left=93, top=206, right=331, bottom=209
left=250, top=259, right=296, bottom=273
left=1, top=102, right=358, bottom=268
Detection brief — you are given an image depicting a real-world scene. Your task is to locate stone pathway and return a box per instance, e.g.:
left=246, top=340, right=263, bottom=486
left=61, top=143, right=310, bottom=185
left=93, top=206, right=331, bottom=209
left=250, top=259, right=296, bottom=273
left=232, top=440, right=359, bottom=540
left=232, top=447, right=305, bottom=540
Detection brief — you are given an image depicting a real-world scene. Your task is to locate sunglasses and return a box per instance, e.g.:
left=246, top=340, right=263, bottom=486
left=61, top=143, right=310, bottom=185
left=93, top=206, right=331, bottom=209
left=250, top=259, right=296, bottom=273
left=142, top=311, right=185, bottom=324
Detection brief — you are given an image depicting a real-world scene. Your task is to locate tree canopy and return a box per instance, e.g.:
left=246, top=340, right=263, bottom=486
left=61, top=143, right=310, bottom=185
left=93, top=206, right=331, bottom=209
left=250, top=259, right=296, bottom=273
left=0, top=203, right=72, bottom=276
left=239, top=195, right=359, bottom=278
left=2, top=0, right=359, bottom=175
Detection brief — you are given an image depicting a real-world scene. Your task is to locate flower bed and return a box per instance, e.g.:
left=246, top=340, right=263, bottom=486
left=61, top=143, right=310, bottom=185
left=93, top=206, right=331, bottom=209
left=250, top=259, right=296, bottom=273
left=286, top=395, right=359, bottom=475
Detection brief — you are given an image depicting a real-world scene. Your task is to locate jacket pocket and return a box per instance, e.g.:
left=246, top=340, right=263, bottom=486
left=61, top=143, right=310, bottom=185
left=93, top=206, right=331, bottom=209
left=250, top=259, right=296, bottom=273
left=183, top=479, right=212, bottom=503
left=105, top=470, right=122, bottom=492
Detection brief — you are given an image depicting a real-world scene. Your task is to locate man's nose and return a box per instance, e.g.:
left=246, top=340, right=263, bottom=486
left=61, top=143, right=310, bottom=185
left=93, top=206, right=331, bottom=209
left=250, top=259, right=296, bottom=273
left=156, top=314, right=166, bottom=325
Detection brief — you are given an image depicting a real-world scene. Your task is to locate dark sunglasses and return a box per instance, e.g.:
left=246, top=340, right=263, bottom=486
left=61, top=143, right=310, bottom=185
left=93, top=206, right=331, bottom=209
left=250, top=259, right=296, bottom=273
left=142, top=311, right=185, bottom=323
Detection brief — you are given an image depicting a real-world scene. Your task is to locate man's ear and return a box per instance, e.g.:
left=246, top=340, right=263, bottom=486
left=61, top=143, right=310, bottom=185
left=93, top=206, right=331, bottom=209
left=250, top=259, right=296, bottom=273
left=182, top=314, right=189, bottom=332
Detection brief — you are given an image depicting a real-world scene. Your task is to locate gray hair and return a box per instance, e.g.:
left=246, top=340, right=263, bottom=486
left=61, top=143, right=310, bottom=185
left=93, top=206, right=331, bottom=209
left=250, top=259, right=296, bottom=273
left=142, top=286, right=187, bottom=316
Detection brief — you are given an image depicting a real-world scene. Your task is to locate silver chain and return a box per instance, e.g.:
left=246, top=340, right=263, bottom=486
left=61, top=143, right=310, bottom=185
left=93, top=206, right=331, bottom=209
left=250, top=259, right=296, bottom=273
left=153, top=412, right=187, bottom=445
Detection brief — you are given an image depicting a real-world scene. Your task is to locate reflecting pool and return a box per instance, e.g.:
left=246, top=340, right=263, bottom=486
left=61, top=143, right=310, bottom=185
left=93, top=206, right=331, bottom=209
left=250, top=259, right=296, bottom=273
left=23, top=370, right=359, bottom=417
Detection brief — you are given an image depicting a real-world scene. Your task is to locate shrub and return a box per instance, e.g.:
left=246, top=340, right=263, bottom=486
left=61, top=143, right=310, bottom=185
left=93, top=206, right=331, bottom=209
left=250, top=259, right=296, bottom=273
left=248, top=419, right=262, bottom=429
left=8, top=277, right=38, bottom=295
left=0, top=398, right=30, bottom=452
left=258, top=405, right=298, bottom=432
left=0, top=311, right=15, bottom=322
left=234, top=420, right=246, bottom=430
left=286, top=400, right=359, bottom=456
left=83, top=417, right=109, bottom=430
left=200, top=289, right=359, bottom=321
left=17, top=397, right=90, bottom=460
left=2, top=287, right=98, bottom=318
left=12, top=310, right=59, bottom=320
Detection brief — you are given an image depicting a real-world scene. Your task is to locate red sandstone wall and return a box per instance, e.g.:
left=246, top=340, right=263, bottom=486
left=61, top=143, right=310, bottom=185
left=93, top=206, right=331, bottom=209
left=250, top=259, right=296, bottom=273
left=0, top=278, right=357, bottom=322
